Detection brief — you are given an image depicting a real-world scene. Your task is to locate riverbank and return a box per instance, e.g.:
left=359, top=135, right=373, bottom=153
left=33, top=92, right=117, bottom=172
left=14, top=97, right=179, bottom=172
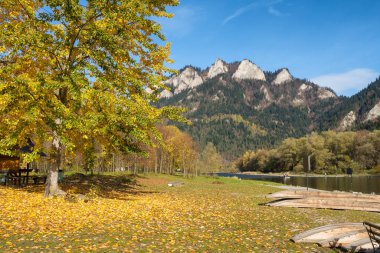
left=217, top=172, right=380, bottom=194
left=240, top=171, right=380, bottom=177
left=1, top=173, right=379, bottom=252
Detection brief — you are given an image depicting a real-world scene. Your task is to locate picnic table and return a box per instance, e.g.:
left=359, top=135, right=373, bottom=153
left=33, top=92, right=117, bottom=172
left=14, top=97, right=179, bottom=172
left=0, top=154, right=46, bottom=186
left=2, top=168, right=47, bottom=186
left=5, top=168, right=32, bottom=186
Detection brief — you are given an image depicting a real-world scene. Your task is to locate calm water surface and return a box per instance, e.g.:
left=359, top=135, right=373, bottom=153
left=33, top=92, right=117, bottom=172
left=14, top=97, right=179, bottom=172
left=217, top=173, right=380, bottom=194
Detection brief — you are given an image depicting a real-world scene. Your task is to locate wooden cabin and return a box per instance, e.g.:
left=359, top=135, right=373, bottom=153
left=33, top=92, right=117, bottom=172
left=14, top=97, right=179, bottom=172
left=0, top=154, right=20, bottom=171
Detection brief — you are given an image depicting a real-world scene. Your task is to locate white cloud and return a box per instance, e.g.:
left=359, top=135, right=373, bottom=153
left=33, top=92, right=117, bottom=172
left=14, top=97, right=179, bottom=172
left=311, top=68, right=380, bottom=96
left=223, top=0, right=287, bottom=25
left=223, top=3, right=258, bottom=25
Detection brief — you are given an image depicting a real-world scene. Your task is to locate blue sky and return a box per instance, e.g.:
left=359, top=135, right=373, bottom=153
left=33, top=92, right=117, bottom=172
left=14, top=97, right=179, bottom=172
left=157, top=0, right=380, bottom=96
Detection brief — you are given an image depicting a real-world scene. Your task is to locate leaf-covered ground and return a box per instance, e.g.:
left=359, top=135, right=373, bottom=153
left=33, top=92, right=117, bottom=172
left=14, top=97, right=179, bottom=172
left=1, top=174, right=379, bottom=252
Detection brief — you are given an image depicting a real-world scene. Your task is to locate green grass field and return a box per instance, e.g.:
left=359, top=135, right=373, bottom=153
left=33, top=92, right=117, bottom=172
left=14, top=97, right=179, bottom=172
left=1, top=173, right=379, bottom=252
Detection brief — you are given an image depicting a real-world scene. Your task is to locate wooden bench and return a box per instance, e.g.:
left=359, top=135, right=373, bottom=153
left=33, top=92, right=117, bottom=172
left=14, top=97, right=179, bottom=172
left=5, top=169, right=32, bottom=186
left=3, top=169, right=46, bottom=186
left=363, top=221, right=380, bottom=252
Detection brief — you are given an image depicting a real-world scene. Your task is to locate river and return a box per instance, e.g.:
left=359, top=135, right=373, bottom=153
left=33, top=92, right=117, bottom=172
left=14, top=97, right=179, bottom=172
left=217, top=173, right=380, bottom=194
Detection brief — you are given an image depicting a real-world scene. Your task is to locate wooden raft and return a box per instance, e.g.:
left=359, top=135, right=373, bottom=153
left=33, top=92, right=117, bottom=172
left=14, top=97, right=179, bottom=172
left=266, top=190, right=380, bottom=213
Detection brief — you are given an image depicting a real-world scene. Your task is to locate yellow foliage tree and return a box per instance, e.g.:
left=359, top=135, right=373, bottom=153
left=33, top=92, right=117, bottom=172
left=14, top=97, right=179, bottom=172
left=0, top=0, right=183, bottom=195
left=156, top=125, right=197, bottom=175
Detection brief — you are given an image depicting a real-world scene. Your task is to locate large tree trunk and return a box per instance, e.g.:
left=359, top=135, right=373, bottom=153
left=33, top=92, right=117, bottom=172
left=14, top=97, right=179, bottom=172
left=45, top=161, right=59, bottom=196
left=44, top=89, right=67, bottom=197
left=44, top=129, right=62, bottom=197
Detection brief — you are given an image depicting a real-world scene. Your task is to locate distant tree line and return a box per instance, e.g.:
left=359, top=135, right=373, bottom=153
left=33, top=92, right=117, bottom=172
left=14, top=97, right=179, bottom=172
left=30, top=125, right=225, bottom=176
left=236, top=130, right=380, bottom=174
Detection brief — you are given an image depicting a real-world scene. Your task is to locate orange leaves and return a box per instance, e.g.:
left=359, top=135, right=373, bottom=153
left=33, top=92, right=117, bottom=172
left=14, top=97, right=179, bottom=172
left=1, top=174, right=375, bottom=252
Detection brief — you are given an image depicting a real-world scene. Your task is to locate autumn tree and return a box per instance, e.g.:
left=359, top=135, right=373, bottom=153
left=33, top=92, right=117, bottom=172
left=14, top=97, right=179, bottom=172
left=236, top=130, right=380, bottom=173
left=0, top=0, right=182, bottom=196
left=355, top=131, right=377, bottom=169
left=278, top=138, right=300, bottom=171
left=198, top=142, right=223, bottom=174
left=155, top=125, right=197, bottom=175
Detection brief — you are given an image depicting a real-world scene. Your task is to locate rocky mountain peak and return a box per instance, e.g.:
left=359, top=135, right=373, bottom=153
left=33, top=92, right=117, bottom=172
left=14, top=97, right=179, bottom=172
left=158, top=59, right=380, bottom=159
left=207, top=58, right=228, bottom=79
left=162, top=67, right=203, bottom=98
left=232, top=59, right=266, bottom=81
left=273, top=68, right=292, bottom=85
left=175, top=67, right=203, bottom=88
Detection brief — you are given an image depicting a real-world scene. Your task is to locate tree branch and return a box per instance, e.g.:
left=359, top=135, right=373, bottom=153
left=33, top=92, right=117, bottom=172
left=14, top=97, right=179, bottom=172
left=0, top=60, right=15, bottom=65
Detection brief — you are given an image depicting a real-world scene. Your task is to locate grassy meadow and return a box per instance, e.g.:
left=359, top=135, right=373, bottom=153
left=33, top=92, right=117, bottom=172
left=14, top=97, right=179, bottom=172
left=1, top=173, right=379, bottom=252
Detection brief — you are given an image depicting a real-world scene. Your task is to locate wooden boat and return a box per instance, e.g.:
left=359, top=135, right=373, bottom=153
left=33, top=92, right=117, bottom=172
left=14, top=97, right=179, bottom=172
left=268, top=190, right=380, bottom=201
left=291, top=223, right=364, bottom=243
left=291, top=223, right=377, bottom=252
left=266, top=190, right=380, bottom=212
left=267, top=197, right=380, bottom=212
left=316, top=229, right=367, bottom=247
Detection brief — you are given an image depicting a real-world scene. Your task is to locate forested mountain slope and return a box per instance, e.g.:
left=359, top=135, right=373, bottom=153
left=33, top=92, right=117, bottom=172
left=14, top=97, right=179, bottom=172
left=159, top=59, right=380, bottom=160
left=316, top=78, right=380, bottom=131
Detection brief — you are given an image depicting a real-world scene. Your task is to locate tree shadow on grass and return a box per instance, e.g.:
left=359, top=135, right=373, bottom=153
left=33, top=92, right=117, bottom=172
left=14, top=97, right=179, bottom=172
left=18, top=173, right=158, bottom=201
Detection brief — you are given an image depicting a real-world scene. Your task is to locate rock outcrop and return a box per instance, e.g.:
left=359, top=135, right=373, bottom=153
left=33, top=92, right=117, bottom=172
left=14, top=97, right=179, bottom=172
left=167, top=67, right=203, bottom=95
left=365, top=101, right=380, bottom=121
left=232, top=60, right=266, bottom=81
left=160, top=89, right=173, bottom=98
left=255, top=85, right=272, bottom=110
left=292, top=84, right=312, bottom=106
left=207, top=59, right=228, bottom=79
left=273, top=69, right=292, bottom=85
left=299, top=83, right=312, bottom=91
left=157, top=58, right=380, bottom=160
left=338, top=111, right=356, bottom=130
left=318, top=88, right=336, bottom=99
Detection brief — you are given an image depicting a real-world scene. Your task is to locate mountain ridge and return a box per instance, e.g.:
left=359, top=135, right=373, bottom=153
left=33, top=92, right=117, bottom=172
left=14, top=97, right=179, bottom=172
left=159, top=59, right=380, bottom=160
